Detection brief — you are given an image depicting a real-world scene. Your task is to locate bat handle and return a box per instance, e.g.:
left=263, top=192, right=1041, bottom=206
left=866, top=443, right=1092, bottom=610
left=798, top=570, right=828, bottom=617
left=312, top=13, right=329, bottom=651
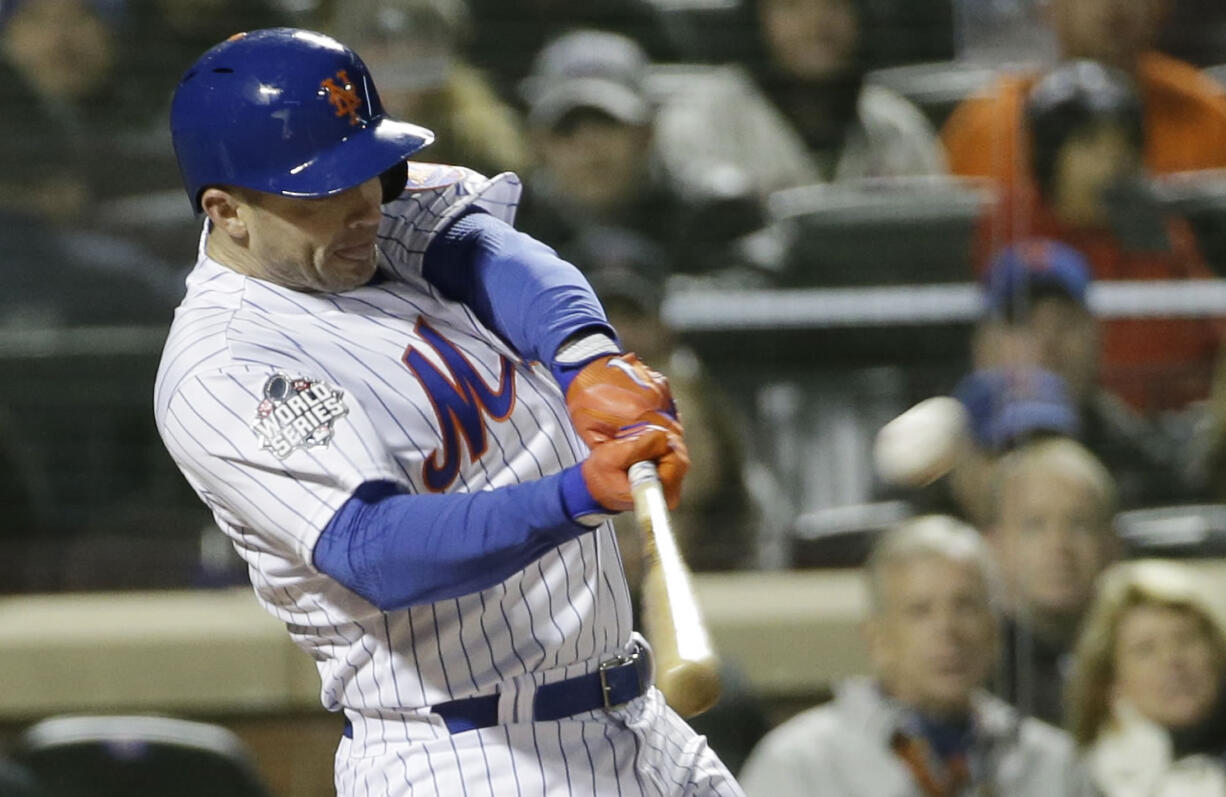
left=628, top=460, right=661, bottom=496
left=628, top=461, right=669, bottom=552
left=626, top=459, right=723, bottom=718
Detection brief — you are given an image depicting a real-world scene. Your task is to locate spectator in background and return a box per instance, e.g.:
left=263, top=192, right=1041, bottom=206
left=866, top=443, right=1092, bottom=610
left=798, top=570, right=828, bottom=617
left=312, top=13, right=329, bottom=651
left=1068, top=559, right=1226, bottom=796
left=940, top=367, right=1082, bottom=528
left=653, top=0, right=946, bottom=198
left=462, top=0, right=670, bottom=103
left=944, top=0, right=1226, bottom=185
left=320, top=0, right=529, bottom=178
left=899, top=238, right=1206, bottom=529
left=0, top=0, right=138, bottom=206
left=974, top=242, right=1101, bottom=410
left=0, top=0, right=219, bottom=203
left=1012, top=61, right=1216, bottom=340
left=740, top=515, right=1094, bottom=797
left=516, top=30, right=766, bottom=283
left=973, top=239, right=1209, bottom=503
left=986, top=437, right=1119, bottom=727
left=0, top=94, right=87, bottom=228
left=747, top=0, right=945, bottom=182
left=971, top=59, right=1221, bottom=369
left=0, top=0, right=189, bottom=324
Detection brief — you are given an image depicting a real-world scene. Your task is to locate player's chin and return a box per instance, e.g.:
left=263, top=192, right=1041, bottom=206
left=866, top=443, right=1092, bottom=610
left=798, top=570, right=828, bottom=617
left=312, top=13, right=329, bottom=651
left=320, top=249, right=378, bottom=292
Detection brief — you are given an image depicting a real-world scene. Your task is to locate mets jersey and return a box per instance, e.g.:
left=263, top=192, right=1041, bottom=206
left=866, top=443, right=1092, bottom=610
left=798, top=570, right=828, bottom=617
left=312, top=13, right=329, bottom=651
left=153, top=166, right=636, bottom=721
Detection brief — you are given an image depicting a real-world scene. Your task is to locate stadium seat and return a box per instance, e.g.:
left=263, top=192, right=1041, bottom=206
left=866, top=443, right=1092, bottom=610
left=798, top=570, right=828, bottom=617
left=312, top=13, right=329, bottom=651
left=0, top=759, right=46, bottom=796
left=768, top=176, right=993, bottom=288
left=1157, top=168, right=1226, bottom=275
left=865, top=61, right=1001, bottom=128
left=13, top=715, right=271, bottom=797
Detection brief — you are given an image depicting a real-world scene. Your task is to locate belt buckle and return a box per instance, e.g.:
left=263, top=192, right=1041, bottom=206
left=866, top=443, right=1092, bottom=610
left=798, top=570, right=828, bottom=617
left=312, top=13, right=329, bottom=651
left=598, top=650, right=638, bottom=709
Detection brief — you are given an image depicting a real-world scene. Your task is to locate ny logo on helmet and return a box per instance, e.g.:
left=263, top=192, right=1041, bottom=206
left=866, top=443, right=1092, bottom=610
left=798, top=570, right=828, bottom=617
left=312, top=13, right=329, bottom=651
left=320, top=70, right=363, bottom=125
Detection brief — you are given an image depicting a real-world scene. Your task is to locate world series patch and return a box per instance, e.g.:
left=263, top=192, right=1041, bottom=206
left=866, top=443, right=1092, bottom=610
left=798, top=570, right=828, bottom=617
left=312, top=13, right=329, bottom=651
left=252, top=373, right=349, bottom=459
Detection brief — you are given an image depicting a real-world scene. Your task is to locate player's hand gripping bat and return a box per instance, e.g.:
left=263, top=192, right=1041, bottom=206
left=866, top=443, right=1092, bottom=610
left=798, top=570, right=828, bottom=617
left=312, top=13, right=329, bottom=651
left=628, top=461, right=722, bottom=718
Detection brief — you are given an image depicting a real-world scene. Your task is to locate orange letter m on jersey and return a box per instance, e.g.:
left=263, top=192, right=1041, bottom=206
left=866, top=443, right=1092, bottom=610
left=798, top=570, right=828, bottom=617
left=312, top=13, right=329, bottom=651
left=403, top=319, right=516, bottom=492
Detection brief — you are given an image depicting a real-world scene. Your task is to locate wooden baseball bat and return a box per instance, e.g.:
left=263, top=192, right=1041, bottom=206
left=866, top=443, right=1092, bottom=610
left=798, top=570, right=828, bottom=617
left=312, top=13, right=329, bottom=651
left=628, top=461, right=722, bottom=718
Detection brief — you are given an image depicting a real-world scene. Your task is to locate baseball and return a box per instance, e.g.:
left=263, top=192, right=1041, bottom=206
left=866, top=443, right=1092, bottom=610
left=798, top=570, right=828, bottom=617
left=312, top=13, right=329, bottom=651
left=874, top=396, right=970, bottom=487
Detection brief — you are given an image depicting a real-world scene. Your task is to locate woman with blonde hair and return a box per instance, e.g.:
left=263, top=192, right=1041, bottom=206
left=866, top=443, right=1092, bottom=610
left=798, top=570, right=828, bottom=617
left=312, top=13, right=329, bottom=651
left=1068, top=559, right=1226, bottom=797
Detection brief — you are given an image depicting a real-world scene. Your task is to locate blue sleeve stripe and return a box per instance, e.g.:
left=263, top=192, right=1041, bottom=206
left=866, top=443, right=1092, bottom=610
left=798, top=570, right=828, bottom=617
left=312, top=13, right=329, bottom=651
left=421, top=210, right=615, bottom=365
left=312, top=468, right=597, bottom=610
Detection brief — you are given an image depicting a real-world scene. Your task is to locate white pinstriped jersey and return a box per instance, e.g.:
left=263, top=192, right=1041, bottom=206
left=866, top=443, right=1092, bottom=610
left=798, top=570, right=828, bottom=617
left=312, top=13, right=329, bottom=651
left=155, top=164, right=745, bottom=797
left=153, top=166, right=636, bottom=717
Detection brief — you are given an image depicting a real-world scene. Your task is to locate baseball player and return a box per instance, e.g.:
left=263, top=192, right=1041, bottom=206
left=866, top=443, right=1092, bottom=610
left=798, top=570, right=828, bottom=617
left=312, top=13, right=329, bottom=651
left=154, top=28, right=744, bottom=796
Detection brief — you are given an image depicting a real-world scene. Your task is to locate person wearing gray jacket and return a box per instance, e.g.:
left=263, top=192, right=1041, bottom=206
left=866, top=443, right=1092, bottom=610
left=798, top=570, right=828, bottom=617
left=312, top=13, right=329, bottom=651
left=740, top=516, right=1096, bottom=797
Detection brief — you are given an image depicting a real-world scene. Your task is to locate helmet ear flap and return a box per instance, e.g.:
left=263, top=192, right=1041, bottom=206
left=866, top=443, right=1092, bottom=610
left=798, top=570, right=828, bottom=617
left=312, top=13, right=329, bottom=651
left=380, top=161, right=409, bottom=203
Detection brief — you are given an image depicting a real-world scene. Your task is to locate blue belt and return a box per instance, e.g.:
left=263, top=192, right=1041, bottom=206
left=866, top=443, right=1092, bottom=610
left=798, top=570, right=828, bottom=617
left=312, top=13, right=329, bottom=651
left=342, top=645, right=650, bottom=737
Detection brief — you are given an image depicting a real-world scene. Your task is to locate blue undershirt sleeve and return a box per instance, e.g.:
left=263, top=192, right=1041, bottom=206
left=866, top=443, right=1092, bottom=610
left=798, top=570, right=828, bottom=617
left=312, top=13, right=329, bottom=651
left=331, top=212, right=617, bottom=609
left=421, top=210, right=616, bottom=365
left=312, top=466, right=605, bottom=610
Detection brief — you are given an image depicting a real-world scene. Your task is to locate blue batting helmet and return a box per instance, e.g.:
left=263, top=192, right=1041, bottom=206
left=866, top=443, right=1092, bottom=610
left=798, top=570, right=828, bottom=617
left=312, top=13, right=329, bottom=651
left=170, top=28, right=434, bottom=211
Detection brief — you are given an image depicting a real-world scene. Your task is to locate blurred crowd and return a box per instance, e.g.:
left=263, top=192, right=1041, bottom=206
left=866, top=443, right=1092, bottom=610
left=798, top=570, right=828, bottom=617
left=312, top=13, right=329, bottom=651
left=6, top=0, right=1226, bottom=792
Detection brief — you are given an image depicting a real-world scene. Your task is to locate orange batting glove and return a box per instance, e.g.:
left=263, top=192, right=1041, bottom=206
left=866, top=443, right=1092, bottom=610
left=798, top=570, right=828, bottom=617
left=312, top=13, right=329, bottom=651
left=565, top=353, right=678, bottom=448
left=580, top=413, right=689, bottom=512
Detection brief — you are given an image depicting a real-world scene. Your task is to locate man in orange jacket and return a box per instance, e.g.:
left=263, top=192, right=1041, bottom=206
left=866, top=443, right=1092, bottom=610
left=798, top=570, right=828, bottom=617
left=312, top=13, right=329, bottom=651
left=944, top=0, right=1226, bottom=191
left=966, top=61, right=1222, bottom=412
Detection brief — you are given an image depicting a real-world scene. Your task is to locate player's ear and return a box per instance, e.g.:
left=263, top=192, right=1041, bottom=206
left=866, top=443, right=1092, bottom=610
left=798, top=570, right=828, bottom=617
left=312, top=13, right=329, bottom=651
left=201, top=187, right=249, bottom=240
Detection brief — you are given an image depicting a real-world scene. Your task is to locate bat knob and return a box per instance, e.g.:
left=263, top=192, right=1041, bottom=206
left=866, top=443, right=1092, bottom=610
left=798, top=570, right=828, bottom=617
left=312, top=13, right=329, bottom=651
left=657, top=656, right=723, bottom=718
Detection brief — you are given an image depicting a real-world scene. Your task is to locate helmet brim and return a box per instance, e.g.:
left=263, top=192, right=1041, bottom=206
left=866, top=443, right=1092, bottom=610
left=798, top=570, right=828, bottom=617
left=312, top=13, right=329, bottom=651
left=242, top=117, right=435, bottom=201
left=189, top=116, right=434, bottom=210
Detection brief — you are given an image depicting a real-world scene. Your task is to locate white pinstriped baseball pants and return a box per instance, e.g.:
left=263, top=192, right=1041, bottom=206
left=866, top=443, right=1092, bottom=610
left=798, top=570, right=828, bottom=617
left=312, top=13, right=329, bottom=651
left=334, top=688, right=745, bottom=796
